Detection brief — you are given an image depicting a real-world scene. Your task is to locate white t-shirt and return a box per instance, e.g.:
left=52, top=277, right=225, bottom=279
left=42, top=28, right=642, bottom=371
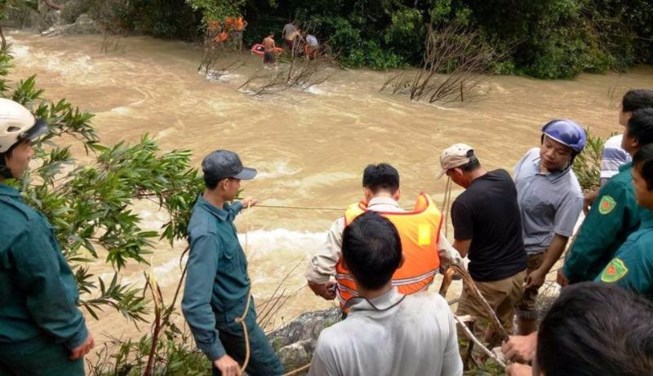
left=306, top=34, right=319, bottom=46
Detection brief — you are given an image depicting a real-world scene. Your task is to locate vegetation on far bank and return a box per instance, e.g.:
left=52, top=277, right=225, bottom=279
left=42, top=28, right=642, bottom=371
left=7, top=0, right=650, bottom=79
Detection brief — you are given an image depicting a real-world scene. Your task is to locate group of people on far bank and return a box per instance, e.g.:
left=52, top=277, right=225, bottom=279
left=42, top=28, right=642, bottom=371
left=261, top=21, right=320, bottom=67
left=2, top=90, right=653, bottom=376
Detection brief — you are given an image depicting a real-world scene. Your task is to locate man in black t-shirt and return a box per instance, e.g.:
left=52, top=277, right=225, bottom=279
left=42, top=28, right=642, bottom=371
left=438, top=144, right=527, bottom=341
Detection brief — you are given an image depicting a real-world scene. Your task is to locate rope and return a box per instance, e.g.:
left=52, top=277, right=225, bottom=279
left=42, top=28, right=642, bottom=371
left=236, top=201, right=253, bottom=374
left=450, top=262, right=509, bottom=341
left=442, top=177, right=453, bottom=237
left=256, top=204, right=345, bottom=211
left=235, top=291, right=253, bottom=373
left=283, top=363, right=311, bottom=375
left=454, top=315, right=506, bottom=368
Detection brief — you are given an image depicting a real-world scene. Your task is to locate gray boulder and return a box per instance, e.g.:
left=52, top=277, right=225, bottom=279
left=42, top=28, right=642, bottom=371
left=268, top=308, right=341, bottom=374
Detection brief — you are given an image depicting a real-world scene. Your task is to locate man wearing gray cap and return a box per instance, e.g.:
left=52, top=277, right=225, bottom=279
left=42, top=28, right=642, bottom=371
left=438, top=144, right=527, bottom=343
left=182, top=150, right=283, bottom=376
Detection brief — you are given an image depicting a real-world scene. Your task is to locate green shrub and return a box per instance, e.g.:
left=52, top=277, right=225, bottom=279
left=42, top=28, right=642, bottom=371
left=572, top=128, right=605, bottom=191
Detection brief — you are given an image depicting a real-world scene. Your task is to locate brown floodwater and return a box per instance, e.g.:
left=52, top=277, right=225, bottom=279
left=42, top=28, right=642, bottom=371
left=6, top=30, right=653, bottom=350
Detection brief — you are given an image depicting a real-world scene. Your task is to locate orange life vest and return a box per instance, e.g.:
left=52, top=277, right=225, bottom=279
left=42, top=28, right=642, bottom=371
left=335, top=193, right=442, bottom=308
left=224, top=17, right=235, bottom=31
left=213, top=31, right=229, bottom=44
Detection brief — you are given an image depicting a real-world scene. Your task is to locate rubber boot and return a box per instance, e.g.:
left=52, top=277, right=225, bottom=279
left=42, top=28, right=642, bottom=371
left=518, top=317, right=538, bottom=335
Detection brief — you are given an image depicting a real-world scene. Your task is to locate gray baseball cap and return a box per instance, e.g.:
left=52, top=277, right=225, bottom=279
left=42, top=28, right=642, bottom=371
left=202, top=150, right=257, bottom=181
left=436, top=143, right=474, bottom=179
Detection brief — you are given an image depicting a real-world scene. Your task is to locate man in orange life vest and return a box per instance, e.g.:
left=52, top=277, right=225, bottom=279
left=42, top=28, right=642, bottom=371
left=306, top=163, right=461, bottom=310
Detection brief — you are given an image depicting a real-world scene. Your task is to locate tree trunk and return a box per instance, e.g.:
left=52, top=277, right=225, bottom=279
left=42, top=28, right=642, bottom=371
left=0, top=26, right=6, bottom=51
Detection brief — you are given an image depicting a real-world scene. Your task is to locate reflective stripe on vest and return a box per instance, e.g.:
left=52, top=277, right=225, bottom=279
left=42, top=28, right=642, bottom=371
left=335, top=193, right=442, bottom=308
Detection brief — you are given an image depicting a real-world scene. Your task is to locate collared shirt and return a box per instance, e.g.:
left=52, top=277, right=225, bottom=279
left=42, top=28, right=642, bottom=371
left=564, top=162, right=641, bottom=283
left=0, top=184, right=88, bottom=350
left=596, top=209, right=653, bottom=301
left=308, top=288, right=463, bottom=376
left=514, top=148, right=583, bottom=254
left=181, top=195, right=250, bottom=361
left=306, top=196, right=458, bottom=284
left=600, top=134, right=631, bottom=184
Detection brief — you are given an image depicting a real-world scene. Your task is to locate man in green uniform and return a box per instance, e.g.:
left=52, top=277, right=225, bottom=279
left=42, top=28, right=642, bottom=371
left=0, top=98, right=94, bottom=375
left=182, top=149, right=283, bottom=376
left=562, top=100, right=653, bottom=284
left=597, top=118, right=653, bottom=300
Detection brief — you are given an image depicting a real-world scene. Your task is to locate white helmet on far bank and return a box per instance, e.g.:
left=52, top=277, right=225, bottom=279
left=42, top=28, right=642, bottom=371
left=0, top=98, right=48, bottom=153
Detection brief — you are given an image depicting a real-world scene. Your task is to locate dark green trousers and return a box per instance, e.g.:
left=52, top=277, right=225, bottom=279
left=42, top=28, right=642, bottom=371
left=0, top=336, right=84, bottom=376
left=213, top=318, right=283, bottom=376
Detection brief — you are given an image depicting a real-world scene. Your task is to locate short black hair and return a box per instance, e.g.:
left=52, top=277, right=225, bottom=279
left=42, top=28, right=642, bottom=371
left=459, top=151, right=481, bottom=173
left=341, top=211, right=402, bottom=291
left=203, top=175, right=226, bottom=190
left=633, top=143, right=653, bottom=191
left=537, top=282, right=653, bottom=376
left=0, top=139, right=29, bottom=179
left=622, top=89, right=653, bottom=112
left=362, top=163, right=399, bottom=194
left=627, top=108, right=653, bottom=148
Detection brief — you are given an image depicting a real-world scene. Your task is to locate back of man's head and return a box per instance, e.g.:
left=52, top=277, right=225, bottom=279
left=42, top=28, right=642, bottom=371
left=362, top=163, right=399, bottom=194
left=537, top=282, right=653, bottom=376
left=627, top=108, right=653, bottom=147
left=623, top=89, right=653, bottom=113
left=342, top=211, right=402, bottom=291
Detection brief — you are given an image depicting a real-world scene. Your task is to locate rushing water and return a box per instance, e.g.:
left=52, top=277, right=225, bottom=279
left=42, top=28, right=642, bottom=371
left=6, top=31, right=653, bottom=343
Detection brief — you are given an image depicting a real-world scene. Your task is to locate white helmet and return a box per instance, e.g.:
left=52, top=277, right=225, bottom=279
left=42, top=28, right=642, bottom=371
left=0, top=98, right=48, bottom=153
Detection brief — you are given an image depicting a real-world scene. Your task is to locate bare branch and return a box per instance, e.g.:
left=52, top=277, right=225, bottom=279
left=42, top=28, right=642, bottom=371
left=381, top=24, right=498, bottom=105
left=42, top=0, right=63, bottom=11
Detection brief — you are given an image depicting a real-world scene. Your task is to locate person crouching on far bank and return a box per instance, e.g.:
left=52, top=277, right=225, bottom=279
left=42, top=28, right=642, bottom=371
left=308, top=211, right=463, bottom=376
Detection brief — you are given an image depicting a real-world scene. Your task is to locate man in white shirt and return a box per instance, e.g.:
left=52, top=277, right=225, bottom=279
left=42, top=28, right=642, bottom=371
left=308, top=212, right=463, bottom=376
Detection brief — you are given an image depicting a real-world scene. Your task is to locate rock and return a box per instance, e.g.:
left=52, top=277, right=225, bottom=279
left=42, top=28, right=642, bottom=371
left=60, top=0, right=91, bottom=24
left=268, top=308, right=341, bottom=373
left=71, top=14, right=101, bottom=34
left=41, top=13, right=101, bottom=37
left=278, top=340, right=314, bottom=373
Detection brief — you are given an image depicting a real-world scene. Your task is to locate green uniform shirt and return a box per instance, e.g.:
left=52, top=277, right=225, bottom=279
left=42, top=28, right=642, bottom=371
left=564, top=163, right=640, bottom=283
left=0, top=184, right=88, bottom=349
left=596, top=209, right=653, bottom=301
left=181, top=195, right=253, bottom=361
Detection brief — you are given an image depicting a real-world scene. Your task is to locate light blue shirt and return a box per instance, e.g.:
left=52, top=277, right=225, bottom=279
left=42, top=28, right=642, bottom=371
left=514, top=148, right=583, bottom=254
left=309, top=289, right=462, bottom=376
left=306, top=34, right=318, bottom=46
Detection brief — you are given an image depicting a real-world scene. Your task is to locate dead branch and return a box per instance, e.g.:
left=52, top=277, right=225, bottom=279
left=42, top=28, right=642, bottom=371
left=42, top=0, right=63, bottom=11
left=197, top=24, right=244, bottom=79
left=240, top=55, right=334, bottom=95
left=381, top=23, right=496, bottom=105
left=455, top=315, right=506, bottom=368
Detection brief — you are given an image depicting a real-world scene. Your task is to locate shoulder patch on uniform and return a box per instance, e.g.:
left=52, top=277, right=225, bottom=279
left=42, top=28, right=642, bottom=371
left=600, top=258, right=628, bottom=283
left=598, top=195, right=617, bottom=215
